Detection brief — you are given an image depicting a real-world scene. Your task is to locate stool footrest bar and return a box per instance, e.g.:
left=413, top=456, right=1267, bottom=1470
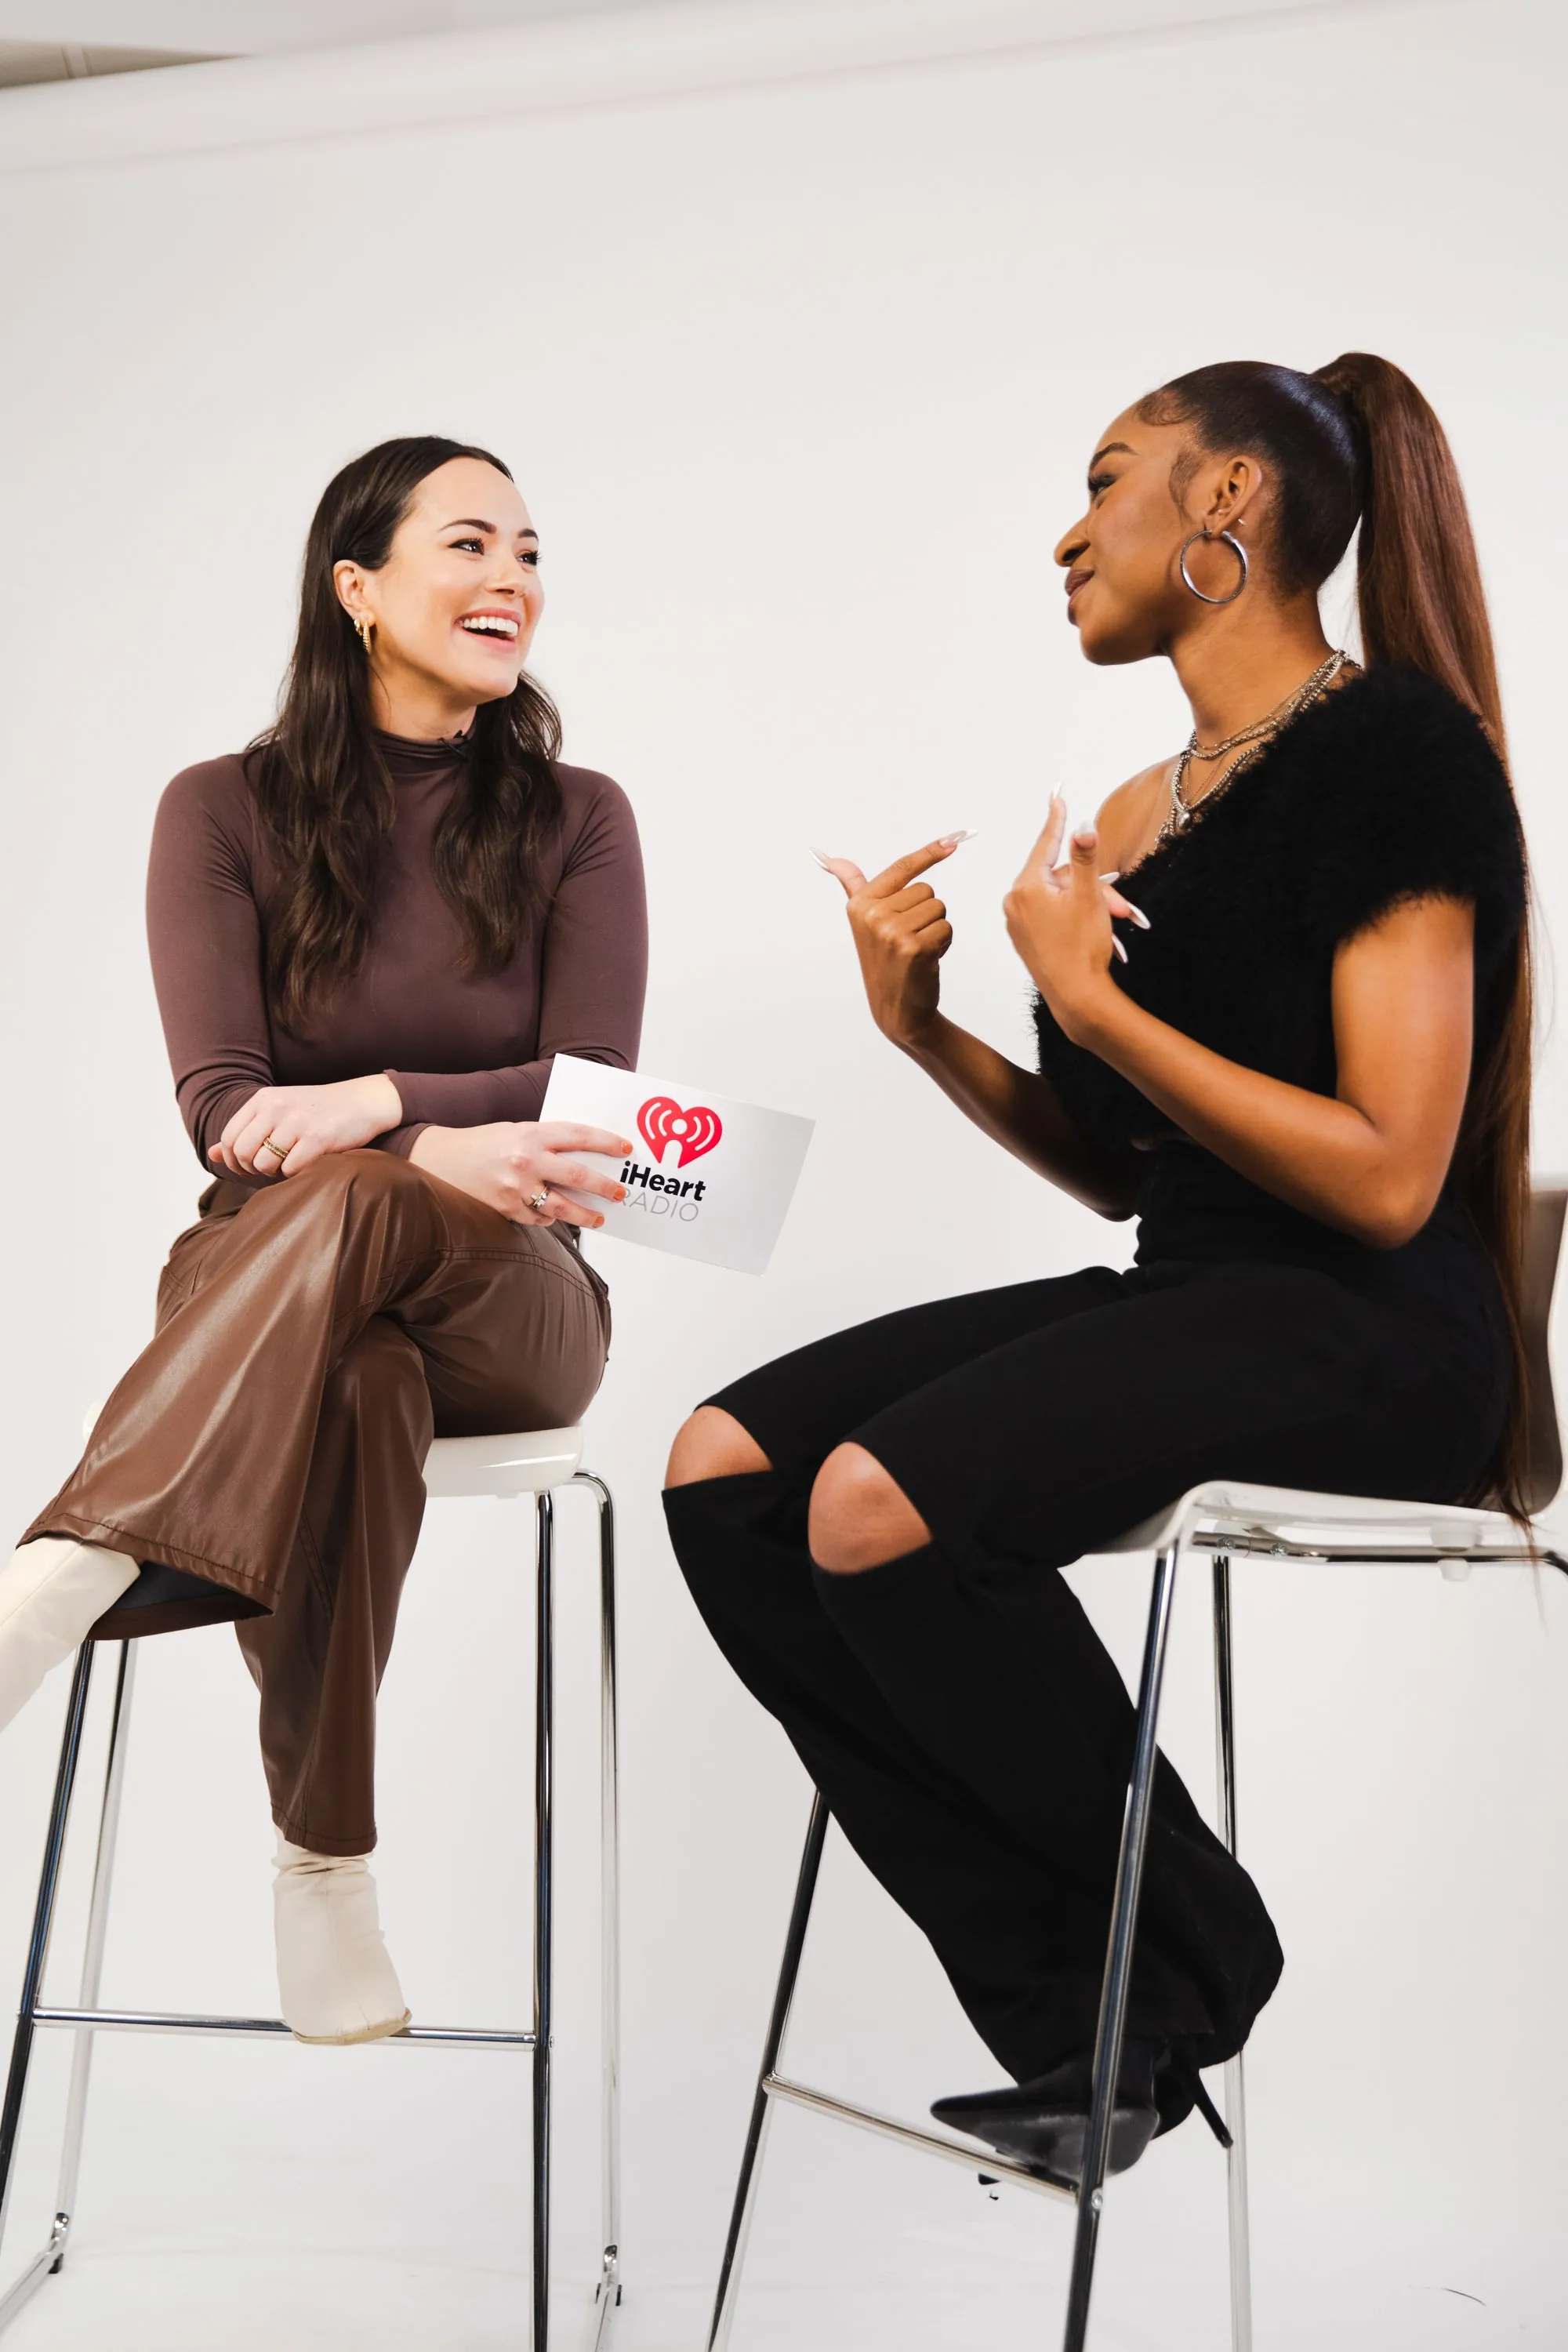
left=33, top=2007, right=534, bottom=2049
left=0, top=2218, right=68, bottom=2334
left=764, top=2074, right=1074, bottom=2205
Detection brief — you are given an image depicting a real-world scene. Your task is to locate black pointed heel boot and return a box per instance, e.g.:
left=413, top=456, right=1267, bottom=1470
left=930, top=2038, right=1166, bottom=2188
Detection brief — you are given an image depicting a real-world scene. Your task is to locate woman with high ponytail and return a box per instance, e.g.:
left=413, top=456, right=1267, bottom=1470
left=666, top=355, right=1530, bottom=2183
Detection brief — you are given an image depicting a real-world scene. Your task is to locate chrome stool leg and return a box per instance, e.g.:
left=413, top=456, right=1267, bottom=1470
left=53, top=1642, right=138, bottom=2275
left=1210, top=1554, right=1253, bottom=2352
left=572, top=1472, right=623, bottom=2342
left=0, top=1646, right=96, bottom=2331
left=708, top=1792, right=829, bottom=2352
left=1062, top=1541, right=1181, bottom=2352
left=2, top=1467, right=615, bottom=2347
left=533, top=1491, right=556, bottom=2352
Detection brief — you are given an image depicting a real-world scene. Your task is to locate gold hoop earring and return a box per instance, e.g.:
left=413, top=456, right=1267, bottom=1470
left=354, top=612, right=375, bottom=652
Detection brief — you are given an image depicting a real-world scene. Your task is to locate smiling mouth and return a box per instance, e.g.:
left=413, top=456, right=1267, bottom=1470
left=1065, top=569, right=1092, bottom=622
left=458, top=614, right=521, bottom=644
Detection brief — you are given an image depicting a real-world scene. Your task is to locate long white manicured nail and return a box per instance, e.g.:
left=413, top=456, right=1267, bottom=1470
left=808, top=846, right=834, bottom=869
left=1099, top=869, right=1120, bottom=883
left=938, top=829, right=978, bottom=848
left=1123, top=901, right=1152, bottom=930
left=1112, top=937, right=1129, bottom=964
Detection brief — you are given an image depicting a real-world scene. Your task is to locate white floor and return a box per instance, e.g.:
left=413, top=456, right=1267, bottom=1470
left=3, top=1537, right=1565, bottom=2350
left=0, top=2261, right=1531, bottom=2352
left=0, top=2021, right=1557, bottom=2351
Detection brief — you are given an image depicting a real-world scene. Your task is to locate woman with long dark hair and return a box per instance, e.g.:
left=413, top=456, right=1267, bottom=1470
left=665, top=355, right=1529, bottom=2180
left=0, top=437, right=644, bottom=2043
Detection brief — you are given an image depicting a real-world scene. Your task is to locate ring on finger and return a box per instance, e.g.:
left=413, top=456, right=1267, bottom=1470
left=259, top=1136, right=290, bottom=1160
left=527, top=1188, right=550, bottom=1212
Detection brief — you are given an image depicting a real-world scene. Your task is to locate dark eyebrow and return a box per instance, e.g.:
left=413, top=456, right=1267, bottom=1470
left=1088, top=441, right=1135, bottom=472
left=443, top=517, right=539, bottom=539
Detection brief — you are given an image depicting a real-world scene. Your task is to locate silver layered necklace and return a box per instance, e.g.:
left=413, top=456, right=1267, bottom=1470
left=1161, top=648, right=1357, bottom=843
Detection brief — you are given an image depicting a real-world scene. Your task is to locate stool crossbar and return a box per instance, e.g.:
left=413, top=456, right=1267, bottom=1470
left=0, top=1427, right=620, bottom=2352
left=707, top=1185, right=1568, bottom=2352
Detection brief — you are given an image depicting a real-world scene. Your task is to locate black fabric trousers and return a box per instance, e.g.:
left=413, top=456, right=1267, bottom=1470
left=663, top=1257, right=1506, bottom=2089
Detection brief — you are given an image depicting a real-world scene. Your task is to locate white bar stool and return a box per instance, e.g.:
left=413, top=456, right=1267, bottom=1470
left=708, top=1185, right=1568, bottom=2352
left=0, top=1421, right=621, bottom=2352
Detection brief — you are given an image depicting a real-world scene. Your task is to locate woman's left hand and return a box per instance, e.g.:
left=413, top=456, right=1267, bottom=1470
left=209, top=1074, right=404, bottom=1178
left=1004, top=797, right=1138, bottom=1045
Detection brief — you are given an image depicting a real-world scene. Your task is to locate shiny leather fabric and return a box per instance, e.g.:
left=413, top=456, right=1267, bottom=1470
left=25, top=1152, right=609, bottom=1853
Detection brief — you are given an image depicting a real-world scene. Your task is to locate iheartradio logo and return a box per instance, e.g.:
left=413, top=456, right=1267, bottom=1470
left=540, top=1051, right=814, bottom=1273
left=637, top=1096, right=724, bottom=1169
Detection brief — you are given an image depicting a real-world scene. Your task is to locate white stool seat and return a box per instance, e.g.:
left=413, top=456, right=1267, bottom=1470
left=422, top=1425, right=585, bottom=1498
left=1103, top=1478, right=1564, bottom=1565
left=84, top=1403, right=587, bottom=1505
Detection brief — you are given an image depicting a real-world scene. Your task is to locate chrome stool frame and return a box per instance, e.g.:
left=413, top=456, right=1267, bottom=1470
left=709, top=1513, right=1568, bottom=2352
left=706, top=1543, right=1249, bottom=2352
left=706, top=1189, right=1568, bottom=2351
left=0, top=1459, right=622, bottom=2352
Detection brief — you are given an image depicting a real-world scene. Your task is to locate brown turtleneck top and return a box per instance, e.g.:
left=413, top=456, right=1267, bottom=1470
left=146, top=730, right=647, bottom=1181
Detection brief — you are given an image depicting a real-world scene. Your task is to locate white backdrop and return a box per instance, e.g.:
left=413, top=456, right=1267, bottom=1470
left=2, top=3, right=1567, bottom=2346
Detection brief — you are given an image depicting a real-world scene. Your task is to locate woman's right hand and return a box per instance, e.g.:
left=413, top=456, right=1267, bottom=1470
left=408, top=1120, right=632, bottom=1227
left=813, top=836, right=965, bottom=1050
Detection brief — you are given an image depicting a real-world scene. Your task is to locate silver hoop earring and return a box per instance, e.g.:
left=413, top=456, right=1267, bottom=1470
left=1179, top=528, right=1248, bottom=606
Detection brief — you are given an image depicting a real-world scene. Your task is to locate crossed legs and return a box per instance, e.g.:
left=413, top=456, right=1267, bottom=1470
left=8, top=1151, right=612, bottom=2043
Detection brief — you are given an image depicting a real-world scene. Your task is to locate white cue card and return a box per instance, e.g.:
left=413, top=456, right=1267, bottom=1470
left=539, top=1054, right=815, bottom=1276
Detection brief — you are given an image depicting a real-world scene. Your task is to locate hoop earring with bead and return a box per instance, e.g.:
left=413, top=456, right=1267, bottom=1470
left=1178, top=527, right=1249, bottom=606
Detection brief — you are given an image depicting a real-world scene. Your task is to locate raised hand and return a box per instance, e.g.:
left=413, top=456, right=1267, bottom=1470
left=1004, top=797, right=1149, bottom=1043
left=811, top=833, right=969, bottom=1049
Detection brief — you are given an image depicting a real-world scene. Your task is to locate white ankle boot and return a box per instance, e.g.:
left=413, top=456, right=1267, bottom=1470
left=272, top=1834, right=411, bottom=2045
left=0, top=1537, right=140, bottom=1733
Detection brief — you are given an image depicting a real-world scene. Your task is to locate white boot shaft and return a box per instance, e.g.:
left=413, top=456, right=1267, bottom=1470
left=0, top=1537, right=140, bottom=1734
left=273, top=1834, right=410, bottom=2045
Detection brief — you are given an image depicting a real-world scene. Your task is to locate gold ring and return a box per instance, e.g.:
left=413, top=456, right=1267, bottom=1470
left=259, top=1137, right=290, bottom=1160
left=528, top=1188, right=550, bottom=1212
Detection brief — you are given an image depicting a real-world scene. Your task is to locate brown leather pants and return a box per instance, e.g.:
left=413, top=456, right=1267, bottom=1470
left=25, top=1152, right=610, bottom=1855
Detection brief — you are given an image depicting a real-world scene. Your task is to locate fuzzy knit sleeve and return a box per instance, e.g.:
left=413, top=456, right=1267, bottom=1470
left=1297, top=665, right=1526, bottom=955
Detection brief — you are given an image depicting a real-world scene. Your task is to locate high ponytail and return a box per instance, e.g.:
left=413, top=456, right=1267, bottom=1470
left=1139, top=354, right=1534, bottom=1516
left=1312, top=353, right=1508, bottom=761
left=1315, top=354, right=1533, bottom=1516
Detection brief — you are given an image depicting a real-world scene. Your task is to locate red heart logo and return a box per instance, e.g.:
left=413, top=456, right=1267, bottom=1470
left=637, top=1096, right=723, bottom=1168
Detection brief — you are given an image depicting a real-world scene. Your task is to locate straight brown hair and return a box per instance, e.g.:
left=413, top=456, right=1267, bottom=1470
left=249, top=435, right=563, bottom=1038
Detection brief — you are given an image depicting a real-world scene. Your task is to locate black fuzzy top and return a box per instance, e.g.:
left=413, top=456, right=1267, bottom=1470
left=1033, top=665, right=1527, bottom=1279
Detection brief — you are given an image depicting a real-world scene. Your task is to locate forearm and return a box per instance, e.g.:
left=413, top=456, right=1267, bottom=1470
left=1074, top=993, right=1431, bottom=1247
left=902, top=1015, right=1138, bottom=1218
left=406, top=1126, right=452, bottom=1175
left=383, top=1062, right=549, bottom=1132
left=179, top=1073, right=267, bottom=1174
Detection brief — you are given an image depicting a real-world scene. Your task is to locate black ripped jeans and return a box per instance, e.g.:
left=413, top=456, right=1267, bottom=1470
left=664, top=1255, right=1506, bottom=2093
